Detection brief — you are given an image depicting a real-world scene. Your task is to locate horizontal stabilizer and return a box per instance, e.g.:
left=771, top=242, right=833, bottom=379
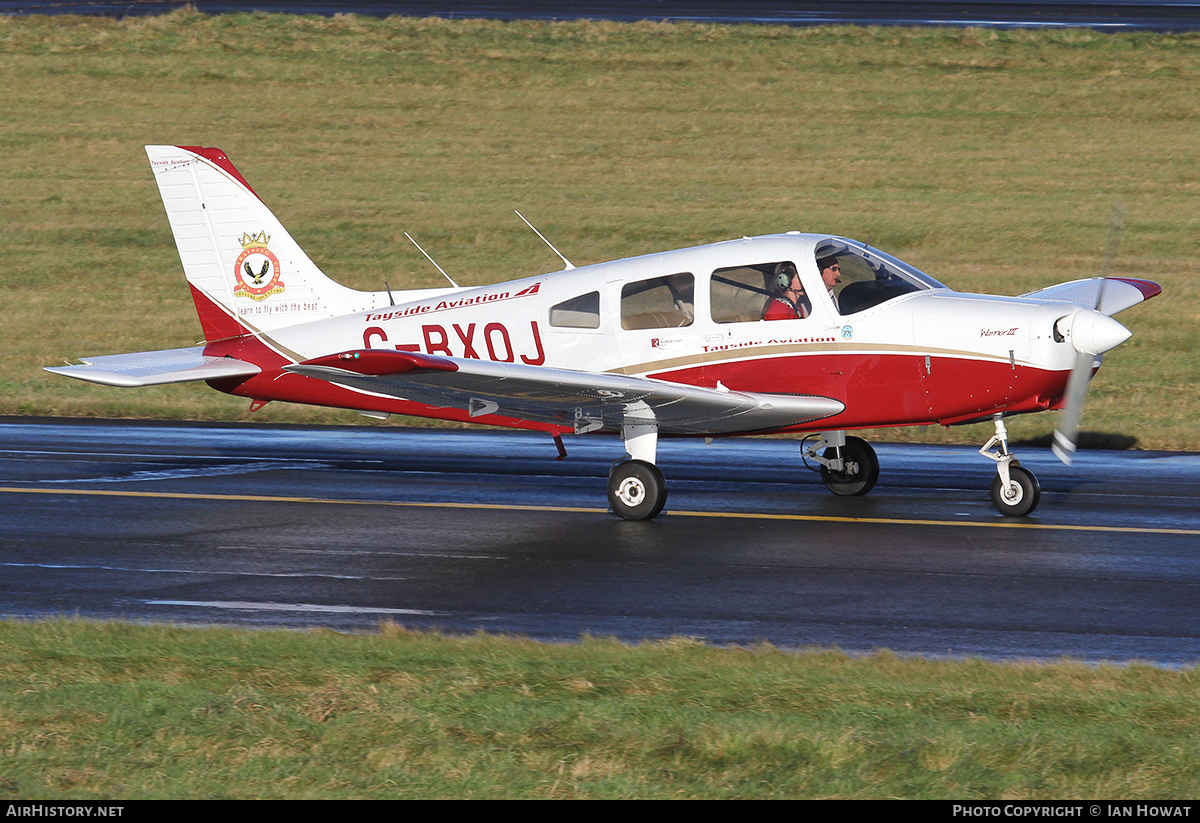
left=1021, top=277, right=1161, bottom=316
left=287, top=350, right=844, bottom=435
left=44, top=346, right=260, bottom=388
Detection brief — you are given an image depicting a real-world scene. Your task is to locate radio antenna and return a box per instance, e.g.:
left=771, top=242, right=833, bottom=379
left=514, top=210, right=574, bottom=270
left=404, top=232, right=459, bottom=288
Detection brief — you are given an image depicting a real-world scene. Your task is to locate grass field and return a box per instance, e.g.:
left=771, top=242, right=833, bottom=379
left=2, top=619, right=1199, bottom=799
left=2, top=10, right=1198, bottom=448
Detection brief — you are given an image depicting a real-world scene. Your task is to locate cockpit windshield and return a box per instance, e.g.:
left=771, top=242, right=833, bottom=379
left=817, top=238, right=946, bottom=316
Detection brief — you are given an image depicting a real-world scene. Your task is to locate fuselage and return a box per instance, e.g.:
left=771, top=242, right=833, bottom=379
left=202, top=233, right=1085, bottom=434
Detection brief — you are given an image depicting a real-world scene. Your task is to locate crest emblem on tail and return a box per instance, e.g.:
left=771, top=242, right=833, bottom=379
left=233, top=231, right=284, bottom=301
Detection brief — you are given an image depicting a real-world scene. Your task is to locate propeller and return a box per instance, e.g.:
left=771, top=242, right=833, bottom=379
left=1050, top=201, right=1128, bottom=465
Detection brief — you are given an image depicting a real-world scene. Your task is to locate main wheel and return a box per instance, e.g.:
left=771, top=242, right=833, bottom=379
left=820, top=436, right=880, bottom=497
left=608, top=459, right=668, bottom=521
left=990, top=465, right=1041, bottom=517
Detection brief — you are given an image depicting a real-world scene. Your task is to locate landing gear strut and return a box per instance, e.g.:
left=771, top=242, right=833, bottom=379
left=980, top=415, right=1041, bottom=517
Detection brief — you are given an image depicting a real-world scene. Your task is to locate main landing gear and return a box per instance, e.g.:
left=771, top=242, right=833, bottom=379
left=608, top=415, right=668, bottom=521
left=980, top=415, right=1041, bottom=517
left=607, top=459, right=668, bottom=521
left=608, top=427, right=886, bottom=521
left=803, top=432, right=880, bottom=497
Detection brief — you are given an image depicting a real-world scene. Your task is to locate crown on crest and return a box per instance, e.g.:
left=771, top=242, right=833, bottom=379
left=239, top=231, right=270, bottom=249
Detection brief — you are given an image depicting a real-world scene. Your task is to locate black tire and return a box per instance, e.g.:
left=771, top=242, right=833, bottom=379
left=990, top=465, right=1041, bottom=517
left=607, top=460, right=668, bottom=521
left=820, top=436, right=880, bottom=497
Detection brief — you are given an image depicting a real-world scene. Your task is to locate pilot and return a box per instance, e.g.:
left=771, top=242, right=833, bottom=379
left=818, top=255, right=842, bottom=311
left=764, top=262, right=809, bottom=321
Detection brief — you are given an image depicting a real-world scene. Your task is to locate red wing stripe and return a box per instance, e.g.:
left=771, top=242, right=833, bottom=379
left=299, top=349, right=460, bottom=376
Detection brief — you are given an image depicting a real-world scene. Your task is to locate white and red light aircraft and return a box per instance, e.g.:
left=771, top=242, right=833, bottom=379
left=47, top=146, right=1161, bottom=520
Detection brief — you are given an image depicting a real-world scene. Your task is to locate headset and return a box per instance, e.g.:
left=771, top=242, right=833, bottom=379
left=774, top=262, right=798, bottom=291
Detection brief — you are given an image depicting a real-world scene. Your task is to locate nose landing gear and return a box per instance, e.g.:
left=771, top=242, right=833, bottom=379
left=980, top=415, right=1041, bottom=517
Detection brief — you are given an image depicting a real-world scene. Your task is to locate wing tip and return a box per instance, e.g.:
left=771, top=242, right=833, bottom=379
left=1111, top=277, right=1162, bottom=302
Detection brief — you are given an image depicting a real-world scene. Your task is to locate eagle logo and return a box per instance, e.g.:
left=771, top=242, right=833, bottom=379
left=233, top=231, right=284, bottom=301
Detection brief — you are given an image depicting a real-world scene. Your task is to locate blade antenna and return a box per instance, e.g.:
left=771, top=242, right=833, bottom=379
left=405, top=232, right=459, bottom=289
left=515, top=210, right=574, bottom=270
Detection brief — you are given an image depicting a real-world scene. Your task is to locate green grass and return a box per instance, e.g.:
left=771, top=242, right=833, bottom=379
left=2, top=619, right=1199, bottom=799
left=3, top=10, right=1199, bottom=447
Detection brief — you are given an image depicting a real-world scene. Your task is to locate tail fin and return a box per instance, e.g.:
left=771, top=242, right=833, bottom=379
left=146, top=145, right=380, bottom=340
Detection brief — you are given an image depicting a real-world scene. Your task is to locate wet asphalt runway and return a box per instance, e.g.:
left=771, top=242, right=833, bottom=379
left=2, top=417, right=1198, bottom=665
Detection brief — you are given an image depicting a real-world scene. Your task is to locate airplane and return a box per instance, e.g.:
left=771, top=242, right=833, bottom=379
left=46, top=146, right=1162, bottom=521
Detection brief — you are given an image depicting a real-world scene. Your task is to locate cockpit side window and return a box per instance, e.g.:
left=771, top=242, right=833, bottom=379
left=815, top=239, right=945, bottom=316
left=621, top=273, right=694, bottom=330
left=549, top=291, right=600, bottom=328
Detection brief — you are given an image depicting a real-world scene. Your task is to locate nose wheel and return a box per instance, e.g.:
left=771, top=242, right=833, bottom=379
left=608, top=459, right=668, bottom=521
left=990, top=465, right=1041, bottom=517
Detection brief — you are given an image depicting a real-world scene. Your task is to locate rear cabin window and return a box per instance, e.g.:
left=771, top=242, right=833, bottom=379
left=620, top=273, right=694, bottom=330
left=711, top=262, right=807, bottom=323
left=549, top=291, right=600, bottom=328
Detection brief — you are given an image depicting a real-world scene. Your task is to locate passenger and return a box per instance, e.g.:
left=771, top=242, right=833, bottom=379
left=764, top=262, right=809, bottom=321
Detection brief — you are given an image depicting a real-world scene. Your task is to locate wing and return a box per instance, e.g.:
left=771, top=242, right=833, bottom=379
left=1020, top=277, right=1161, bottom=316
left=285, top=349, right=845, bottom=436
left=44, top=346, right=260, bottom=388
